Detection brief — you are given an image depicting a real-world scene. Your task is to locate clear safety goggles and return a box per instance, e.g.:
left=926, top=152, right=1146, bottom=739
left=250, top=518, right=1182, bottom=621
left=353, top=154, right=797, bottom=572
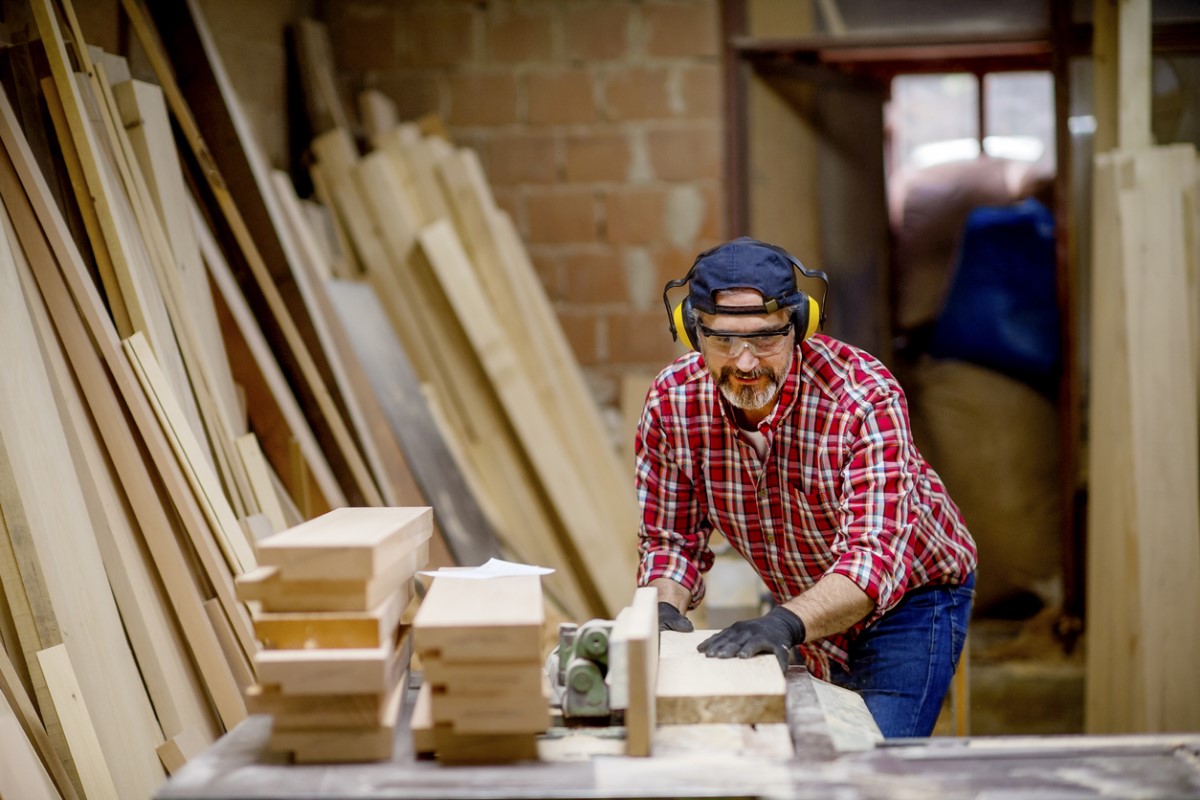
left=698, top=322, right=794, bottom=357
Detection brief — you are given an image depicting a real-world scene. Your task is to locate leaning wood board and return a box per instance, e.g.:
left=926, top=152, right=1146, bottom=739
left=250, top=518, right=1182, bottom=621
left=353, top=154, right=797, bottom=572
left=417, top=220, right=634, bottom=616
left=256, top=506, right=432, bottom=580
left=0, top=186, right=165, bottom=797
left=656, top=630, right=786, bottom=725
left=0, top=82, right=257, bottom=692
left=36, top=645, right=119, bottom=800
left=412, top=575, right=543, bottom=662
left=0, top=693, right=60, bottom=800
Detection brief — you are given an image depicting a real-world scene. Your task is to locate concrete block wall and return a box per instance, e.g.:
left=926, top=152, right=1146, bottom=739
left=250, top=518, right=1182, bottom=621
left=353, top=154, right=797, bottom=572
left=325, top=0, right=726, bottom=404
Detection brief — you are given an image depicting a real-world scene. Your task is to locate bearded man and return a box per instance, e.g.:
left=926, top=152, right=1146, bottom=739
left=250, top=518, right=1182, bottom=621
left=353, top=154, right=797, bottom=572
left=636, top=237, right=977, bottom=738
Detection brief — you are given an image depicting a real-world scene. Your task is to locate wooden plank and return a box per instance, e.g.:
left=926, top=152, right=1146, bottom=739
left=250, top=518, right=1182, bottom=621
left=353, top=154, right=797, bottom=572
left=156, top=728, right=207, bottom=776
left=268, top=676, right=404, bottom=764
left=412, top=575, right=543, bottom=662
left=36, top=645, right=119, bottom=800
left=610, top=586, right=658, bottom=756
left=245, top=681, right=398, bottom=729
left=128, top=0, right=384, bottom=508
left=290, top=17, right=353, bottom=138
left=0, top=85, right=249, bottom=731
left=236, top=433, right=288, bottom=533
left=235, top=542, right=428, bottom=613
left=656, top=630, right=787, bottom=725
left=0, top=644, right=78, bottom=800
left=203, top=599, right=256, bottom=693
left=358, top=89, right=397, bottom=145
left=14, top=208, right=219, bottom=747
left=124, top=331, right=257, bottom=574
left=410, top=682, right=539, bottom=763
left=431, top=683, right=550, bottom=734
left=417, top=220, right=633, bottom=616
left=252, top=587, right=410, bottom=650
left=324, top=279, right=501, bottom=570
left=256, top=506, right=431, bottom=580
left=255, top=630, right=410, bottom=696
left=0, top=694, right=61, bottom=800
left=0, top=188, right=165, bottom=796
left=422, top=658, right=545, bottom=694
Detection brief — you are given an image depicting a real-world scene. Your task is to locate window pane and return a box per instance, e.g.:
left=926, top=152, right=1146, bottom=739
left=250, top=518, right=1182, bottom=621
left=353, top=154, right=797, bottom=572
left=889, top=73, right=979, bottom=173
left=984, top=72, right=1056, bottom=170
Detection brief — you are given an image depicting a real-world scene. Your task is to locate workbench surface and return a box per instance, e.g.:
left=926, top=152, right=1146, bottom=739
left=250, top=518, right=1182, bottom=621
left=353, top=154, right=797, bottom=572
left=156, top=670, right=1200, bottom=800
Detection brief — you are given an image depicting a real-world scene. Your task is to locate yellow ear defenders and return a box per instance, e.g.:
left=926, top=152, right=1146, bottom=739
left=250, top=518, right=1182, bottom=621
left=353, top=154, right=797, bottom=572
left=662, top=240, right=829, bottom=352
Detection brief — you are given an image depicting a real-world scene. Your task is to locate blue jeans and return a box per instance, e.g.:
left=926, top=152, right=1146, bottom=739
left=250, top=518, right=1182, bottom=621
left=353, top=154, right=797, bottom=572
left=827, top=573, right=975, bottom=738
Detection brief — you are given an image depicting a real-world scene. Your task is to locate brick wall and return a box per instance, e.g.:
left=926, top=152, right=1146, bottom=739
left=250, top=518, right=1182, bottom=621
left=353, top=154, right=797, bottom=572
left=326, top=0, right=725, bottom=404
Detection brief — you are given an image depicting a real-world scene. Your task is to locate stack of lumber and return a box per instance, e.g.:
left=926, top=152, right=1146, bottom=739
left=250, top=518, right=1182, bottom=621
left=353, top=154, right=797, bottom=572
left=306, top=111, right=639, bottom=621
left=236, top=507, right=431, bottom=762
left=1086, top=143, right=1200, bottom=733
left=411, top=574, right=549, bottom=763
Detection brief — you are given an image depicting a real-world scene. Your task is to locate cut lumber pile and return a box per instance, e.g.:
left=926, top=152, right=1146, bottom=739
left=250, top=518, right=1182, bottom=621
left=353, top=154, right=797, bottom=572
left=655, top=631, right=787, bottom=725
left=411, top=575, right=548, bottom=763
left=238, top=507, right=430, bottom=763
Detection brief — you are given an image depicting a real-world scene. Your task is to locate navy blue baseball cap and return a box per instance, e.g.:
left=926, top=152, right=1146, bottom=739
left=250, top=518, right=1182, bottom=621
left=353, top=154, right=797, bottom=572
left=689, top=237, right=806, bottom=315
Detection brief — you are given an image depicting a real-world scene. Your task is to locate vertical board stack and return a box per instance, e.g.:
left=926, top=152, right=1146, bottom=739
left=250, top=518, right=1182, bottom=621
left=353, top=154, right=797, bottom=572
left=411, top=575, right=548, bottom=763
left=235, top=507, right=432, bottom=762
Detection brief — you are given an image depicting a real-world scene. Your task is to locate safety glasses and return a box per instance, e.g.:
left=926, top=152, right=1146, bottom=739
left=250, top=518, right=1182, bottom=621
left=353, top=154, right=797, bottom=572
left=698, top=322, right=794, bottom=357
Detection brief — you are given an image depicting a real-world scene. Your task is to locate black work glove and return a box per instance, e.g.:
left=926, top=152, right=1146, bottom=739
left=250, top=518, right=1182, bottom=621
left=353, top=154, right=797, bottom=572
left=696, top=606, right=806, bottom=672
left=658, top=601, right=694, bottom=633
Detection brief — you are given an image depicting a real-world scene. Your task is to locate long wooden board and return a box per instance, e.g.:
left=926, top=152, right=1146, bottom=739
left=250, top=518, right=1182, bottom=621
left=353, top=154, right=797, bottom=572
left=36, top=645, right=119, bottom=800
left=256, top=506, right=431, bottom=580
left=252, top=587, right=410, bottom=650
left=267, top=677, right=405, bottom=764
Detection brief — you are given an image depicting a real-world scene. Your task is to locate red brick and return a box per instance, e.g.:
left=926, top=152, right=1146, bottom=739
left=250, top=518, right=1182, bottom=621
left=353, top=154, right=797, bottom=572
left=559, top=310, right=603, bottom=365
left=647, top=126, right=721, bottom=181
left=607, top=310, right=680, bottom=365
left=563, top=4, right=632, bottom=61
left=371, top=72, right=442, bottom=121
left=564, top=132, right=631, bottom=183
left=699, top=183, right=724, bottom=241
left=527, top=70, right=597, bottom=126
left=604, top=67, right=671, bottom=121
left=564, top=248, right=627, bottom=304
left=645, top=1, right=719, bottom=58
left=604, top=187, right=668, bottom=245
left=488, top=8, right=555, bottom=63
left=680, top=64, right=721, bottom=118
left=526, top=189, right=598, bottom=244
left=325, top=2, right=402, bottom=70
left=483, top=133, right=559, bottom=186
left=652, top=245, right=699, bottom=289
left=527, top=248, right=565, bottom=301
left=408, top=6, right=478, bottom=66
left=448, top=72, right=518, bottom=125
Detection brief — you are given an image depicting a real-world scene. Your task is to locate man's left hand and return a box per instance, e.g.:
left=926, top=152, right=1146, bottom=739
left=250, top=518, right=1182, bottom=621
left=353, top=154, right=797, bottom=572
left=696, top=606, right=807, bottom=672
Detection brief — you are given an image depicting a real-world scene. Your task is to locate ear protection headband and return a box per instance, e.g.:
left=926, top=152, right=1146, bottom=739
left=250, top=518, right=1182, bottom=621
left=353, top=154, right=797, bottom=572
left=662, top=240, right=829, bottom=352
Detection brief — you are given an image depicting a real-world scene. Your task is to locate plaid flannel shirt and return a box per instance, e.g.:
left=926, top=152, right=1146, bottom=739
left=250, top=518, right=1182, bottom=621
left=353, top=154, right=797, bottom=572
left=636, top=334, right=977, bottom=679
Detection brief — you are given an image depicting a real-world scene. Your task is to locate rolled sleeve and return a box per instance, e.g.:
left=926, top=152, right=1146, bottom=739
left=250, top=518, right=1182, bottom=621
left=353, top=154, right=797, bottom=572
left=826, top=392, right=920, bottom=617
left=634, top=393, right=713, bottom=609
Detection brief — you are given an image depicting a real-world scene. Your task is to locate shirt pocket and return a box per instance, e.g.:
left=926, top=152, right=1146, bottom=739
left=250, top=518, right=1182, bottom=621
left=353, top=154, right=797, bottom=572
left=784, top=485, right=841, bottom=567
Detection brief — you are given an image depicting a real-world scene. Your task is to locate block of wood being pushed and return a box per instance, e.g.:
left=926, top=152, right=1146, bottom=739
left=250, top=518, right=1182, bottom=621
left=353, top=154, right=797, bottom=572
left=236, top=506, right=432, bottom=763
left=410, top=572, right=548, bottom=763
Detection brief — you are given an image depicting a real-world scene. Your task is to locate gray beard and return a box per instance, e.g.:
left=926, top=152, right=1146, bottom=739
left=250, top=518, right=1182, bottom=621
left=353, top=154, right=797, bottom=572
left=715, top=350, right=793, bottom=411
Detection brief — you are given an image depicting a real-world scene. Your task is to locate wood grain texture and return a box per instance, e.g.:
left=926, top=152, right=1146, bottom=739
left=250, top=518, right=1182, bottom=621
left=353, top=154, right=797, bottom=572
left=0, top=698, right=61, bottom=800
left=611, top=586, right=658, bottom=755
left=412, top=575, right=544, bottom=662
left=267, top=676, right=405, bottom=763
left=656, top=630, right=786, bottom=725
left=252, top=586, right=410, bottom=650
left=36, top=645, right=119, bottom=800
left=256, top=506, right=432, bottom=580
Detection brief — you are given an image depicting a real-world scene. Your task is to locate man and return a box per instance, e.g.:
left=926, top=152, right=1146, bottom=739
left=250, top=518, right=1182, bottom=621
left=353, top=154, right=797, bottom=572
left=636, top=237, right=977, bottom=738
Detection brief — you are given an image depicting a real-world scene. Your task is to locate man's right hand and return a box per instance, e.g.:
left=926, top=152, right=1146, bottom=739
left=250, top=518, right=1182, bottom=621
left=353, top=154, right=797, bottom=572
left=658, top=601, right=694, bottom=632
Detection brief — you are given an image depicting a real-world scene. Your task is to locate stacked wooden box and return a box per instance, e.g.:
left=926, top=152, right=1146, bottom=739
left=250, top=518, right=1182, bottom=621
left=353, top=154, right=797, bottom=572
left=411, top=574, right=548, bottom=762
left=235, top=507, right=432, bottom=762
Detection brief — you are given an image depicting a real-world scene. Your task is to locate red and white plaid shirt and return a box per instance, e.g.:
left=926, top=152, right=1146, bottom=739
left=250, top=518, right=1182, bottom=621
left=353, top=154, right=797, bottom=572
left=636, top=334, right=977, bottom=679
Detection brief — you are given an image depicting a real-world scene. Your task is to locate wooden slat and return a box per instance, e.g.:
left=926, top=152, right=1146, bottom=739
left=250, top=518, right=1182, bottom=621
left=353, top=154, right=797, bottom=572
left=36, top=645, right=119, bottom=800
left=235, top=433, right=288, bottom=533
left=255, top=631, right=409, bottom=696
left=267, top=676, right=404, bottom=764
left=252, top=587, right=410, bottom=650
left=431, top=683, right=550, bottom=734
left=256, top=507, right=431, bottom=580
left=417, top=220, right=633, bottom=616
left=609, top=586, right=658, bottom=756
left=291, top=17, right=353, bottom=138
left=155, top=728, right=207, bottom=776
left=0, top=645, right=78, bottom=800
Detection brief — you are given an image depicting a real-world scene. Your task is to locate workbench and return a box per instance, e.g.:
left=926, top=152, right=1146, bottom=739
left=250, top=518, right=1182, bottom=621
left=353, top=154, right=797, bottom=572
left=156, top=668, right=1200, bottom=799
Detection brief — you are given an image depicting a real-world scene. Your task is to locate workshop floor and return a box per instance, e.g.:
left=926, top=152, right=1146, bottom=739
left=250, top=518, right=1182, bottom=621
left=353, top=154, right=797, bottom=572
left=933, top=611, right=1086, bottom=737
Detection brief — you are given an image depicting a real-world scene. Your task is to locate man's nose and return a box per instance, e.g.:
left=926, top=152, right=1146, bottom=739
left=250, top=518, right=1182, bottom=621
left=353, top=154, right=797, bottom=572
left=734, top=344, right=760, bottom=370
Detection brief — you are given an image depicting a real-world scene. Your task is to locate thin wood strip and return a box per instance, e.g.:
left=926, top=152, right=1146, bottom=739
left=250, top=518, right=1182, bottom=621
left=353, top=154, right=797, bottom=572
left=236, top=434, right=288, bottom=533
left=36, top=645, right=119, bottom=800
